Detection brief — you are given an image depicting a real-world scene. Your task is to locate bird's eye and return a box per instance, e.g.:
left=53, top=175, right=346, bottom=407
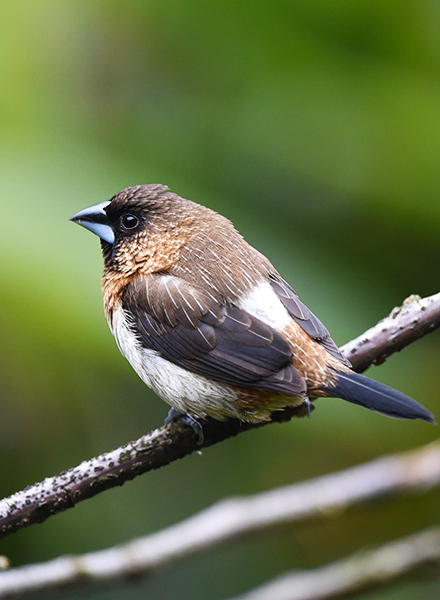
left=120, top=214, right=139, bottom=231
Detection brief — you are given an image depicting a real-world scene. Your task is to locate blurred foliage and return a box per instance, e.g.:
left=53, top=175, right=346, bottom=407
left=0, top=1, right=439, bottom=599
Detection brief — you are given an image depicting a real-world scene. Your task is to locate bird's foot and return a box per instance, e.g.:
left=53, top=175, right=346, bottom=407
left=165, top=408, right=205, bottom=444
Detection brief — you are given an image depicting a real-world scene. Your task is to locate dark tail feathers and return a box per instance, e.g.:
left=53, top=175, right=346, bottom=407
left=325, top=371, right=435, bottom=424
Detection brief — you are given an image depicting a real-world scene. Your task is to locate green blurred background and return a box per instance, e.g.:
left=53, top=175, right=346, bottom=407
left=0, top=1, right=439, bottom=598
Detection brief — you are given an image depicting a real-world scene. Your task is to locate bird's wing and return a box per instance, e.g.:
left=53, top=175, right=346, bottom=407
left=269, top=274, right=351, bottom=367
left=122, top=275, right=306, bottom=397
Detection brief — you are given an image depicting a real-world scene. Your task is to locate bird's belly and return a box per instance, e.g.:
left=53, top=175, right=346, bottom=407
left=110, top=305, right=244, bottom=420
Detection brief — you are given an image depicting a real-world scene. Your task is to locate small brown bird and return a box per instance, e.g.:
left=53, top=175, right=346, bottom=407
left=71, top=184, right=434, bottom=431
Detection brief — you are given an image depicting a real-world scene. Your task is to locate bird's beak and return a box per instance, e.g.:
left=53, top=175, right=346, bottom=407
left=70, top=201, right=115, bottom=244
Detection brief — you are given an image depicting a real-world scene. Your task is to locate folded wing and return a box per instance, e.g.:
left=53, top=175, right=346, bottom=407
left=122, top=275, right=307, bottom=397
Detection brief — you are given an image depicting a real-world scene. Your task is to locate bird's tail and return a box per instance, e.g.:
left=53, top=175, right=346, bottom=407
left=323, top=370, right=435, bottom=424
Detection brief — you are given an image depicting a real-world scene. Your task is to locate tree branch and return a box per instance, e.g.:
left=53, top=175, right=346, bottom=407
left=0, top=440, right=439, bottom=598
left=227, top=528, right=440, bottom=600
left=341, top=292, right=440, bottom=373
left=0, top=292, right=439, bottom=540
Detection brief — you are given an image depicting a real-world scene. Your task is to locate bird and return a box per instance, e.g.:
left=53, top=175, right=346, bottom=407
left=70, top=184, right=435, bottom=435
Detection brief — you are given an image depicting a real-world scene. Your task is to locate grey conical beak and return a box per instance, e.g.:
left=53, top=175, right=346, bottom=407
left=70, top=201, right=115, bottom=244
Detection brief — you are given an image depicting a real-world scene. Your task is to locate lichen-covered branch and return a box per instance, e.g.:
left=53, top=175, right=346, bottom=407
left=0, top=292, right=439, bottom=541
left=227, top=528, right=440, bottom=600
left=341, top=292, right=440, bottom=373
left=0, top=441, right=439, bottom=598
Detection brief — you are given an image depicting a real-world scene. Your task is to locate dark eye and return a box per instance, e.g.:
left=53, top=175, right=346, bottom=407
left=120, top=214, right=139, bottom=231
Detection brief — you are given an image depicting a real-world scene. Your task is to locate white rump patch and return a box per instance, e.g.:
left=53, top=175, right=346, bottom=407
left=238, top=280, right=291, bottom=331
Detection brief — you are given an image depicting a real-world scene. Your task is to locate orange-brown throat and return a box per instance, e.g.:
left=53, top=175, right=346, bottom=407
left=102, top=226, right=188, bottom=325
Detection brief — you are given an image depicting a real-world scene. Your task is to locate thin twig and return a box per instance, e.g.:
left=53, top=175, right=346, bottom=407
left=0, top=441, right=439, bottom=598
left=0, top=292, right=438, bottom=540
left=227, top=528, right=440, bottom=600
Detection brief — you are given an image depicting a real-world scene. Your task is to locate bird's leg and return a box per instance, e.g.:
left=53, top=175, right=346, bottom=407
left=165, top=408, right=205, bottom=444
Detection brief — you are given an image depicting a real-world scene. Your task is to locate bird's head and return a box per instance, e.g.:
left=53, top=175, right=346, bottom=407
left=70, top=184, right=200, bottom=277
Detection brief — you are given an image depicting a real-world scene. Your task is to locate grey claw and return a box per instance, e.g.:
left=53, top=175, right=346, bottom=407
left=165, top=408, right=205, bottom=444
left=304, top=397, right=311, bottom=418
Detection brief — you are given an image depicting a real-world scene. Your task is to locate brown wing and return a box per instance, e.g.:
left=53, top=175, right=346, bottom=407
left=269, top=273, right=351, bottom=367
left=122, top=275, right=307, bottom=397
